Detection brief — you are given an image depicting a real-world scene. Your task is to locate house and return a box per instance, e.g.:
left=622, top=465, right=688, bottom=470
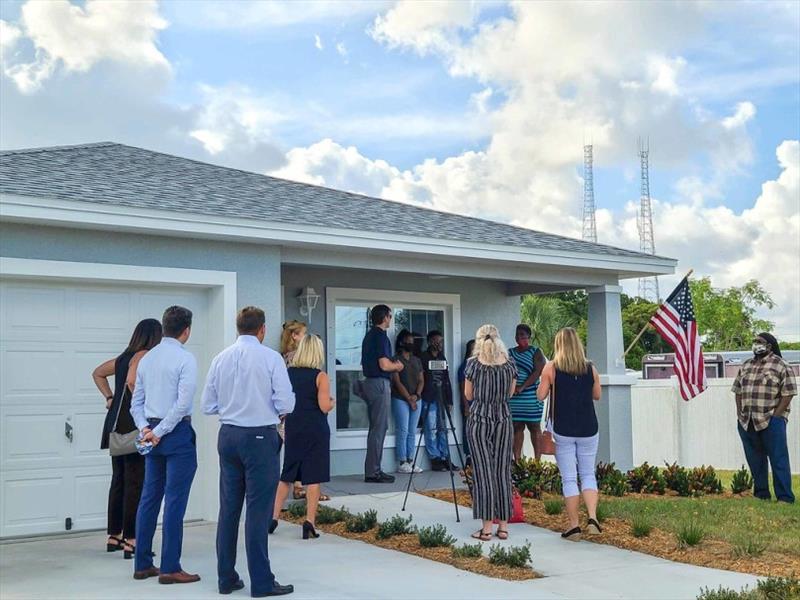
left=0, top=142, right=676, bottom=538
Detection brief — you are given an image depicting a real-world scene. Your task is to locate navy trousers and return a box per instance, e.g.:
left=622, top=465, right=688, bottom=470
left=134, top=419, right=198, bottom=573
left=738, top=417, right=795, bottom=503
left=216, top=424, right=280, bottom=595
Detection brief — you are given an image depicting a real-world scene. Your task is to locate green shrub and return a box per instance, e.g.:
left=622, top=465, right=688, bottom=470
left=316, top=505, right=351, bottom=525
left=595, top=502, right=611, bottom=523
left=676, top=521, right=706, bottom=548
left=544, top=499, right=563, bottom=515
left=345, top=509, right=378, bottom=533
left=731, top=534, right=768, bottom=558
left=626, top=462, right=667, bottom=494
left=631, top=515, right=652, bottom=538
left=285, top=501, right=307, bottom=519
left=375, top=514, right=414, bottom=540
left=488, top=542, right=532, bottom=569
left=664, top=462, right=692, bottom=496
left=730, top=465, right=754, bottom=495
left=696, top=576, right=800, bottom=599
left=451, top=542, right=484, bottom=559
left=417, top=524, right=456, bottom=548
left=512, top=458, right=562, bottom=498
left=596, top=461, right=628, bottom=497
left=696, top=586, right=755, bottom=600
left=689, top=465, right=723, bottom=496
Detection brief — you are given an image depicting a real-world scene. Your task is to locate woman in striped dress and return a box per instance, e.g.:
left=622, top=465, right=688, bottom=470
left=508, top=324, right=547, bottom=461
left=464, top=324, right=518, bottom=541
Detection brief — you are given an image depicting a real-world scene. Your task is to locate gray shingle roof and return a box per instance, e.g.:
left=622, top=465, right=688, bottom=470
left=0, top=142, right=666, bottom=261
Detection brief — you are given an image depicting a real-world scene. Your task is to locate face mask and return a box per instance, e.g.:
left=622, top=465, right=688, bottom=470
left=752, top=343, right=768, bottom=356
left=399, top=343, right=414, bottom=352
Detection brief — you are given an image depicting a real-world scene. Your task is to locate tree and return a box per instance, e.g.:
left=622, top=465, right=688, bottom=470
left=621, top=299, right=670, bottom=369
left=689, top=278, right=774, bottom=350
left=520, top=294, right=580, bottom=358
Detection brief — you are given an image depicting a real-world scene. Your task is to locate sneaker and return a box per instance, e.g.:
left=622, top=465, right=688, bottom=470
left=397, top=462, right=412, bottom=474
left=365, top=471, right=396, bottom=483
left=411, top=464, right=423, bottom=473
left=431, top=458, right=448, bottom=472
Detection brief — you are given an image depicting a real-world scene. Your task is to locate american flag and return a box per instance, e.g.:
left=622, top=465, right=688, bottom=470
left=649, top=277, right=707, bottom=401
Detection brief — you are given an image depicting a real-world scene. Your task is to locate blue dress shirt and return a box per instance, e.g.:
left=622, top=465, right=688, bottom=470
left=130, top=337, right=198, bottom=439
left=202, top=335, right=296, bottom=427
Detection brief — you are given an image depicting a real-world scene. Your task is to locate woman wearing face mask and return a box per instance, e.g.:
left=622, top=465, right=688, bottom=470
left=733, top=333, right=796, bottom=503
left=508, top=324, right=547, bottom=461
left=391, top=329, right=424, bottom=473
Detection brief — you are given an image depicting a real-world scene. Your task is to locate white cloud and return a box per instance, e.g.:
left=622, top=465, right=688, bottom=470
left=336, top=41, right=348, bottom=58
left=648, top=55, right=687, bottom=96
left=1, top=0, right=169, bottom=94
left=314, top=34, right=323, bottom=50
left=722, top=101, right=757, bottom=130
left=369, top=1, right=478, bottom=55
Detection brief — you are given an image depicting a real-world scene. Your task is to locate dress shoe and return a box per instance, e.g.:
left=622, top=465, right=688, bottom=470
left=158, top=570, right=201, bottom=584
left=252, top=582, right=294, bottom=597
left=133, top=566, right=160, bottom=580
left=364, top=471, right=395, bottom=483
left=268, top=519, right=279, bottom=534
left=431, top=458, right=448, bottom=472
left=220, top=579, right=245, bottom=594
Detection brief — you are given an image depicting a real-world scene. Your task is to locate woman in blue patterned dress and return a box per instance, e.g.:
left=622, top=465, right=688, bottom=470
left=508, top=324, right=547, bottom=461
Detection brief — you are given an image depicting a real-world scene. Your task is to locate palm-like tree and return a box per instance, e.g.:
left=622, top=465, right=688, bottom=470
left=519, top=294, right=580, bottom=358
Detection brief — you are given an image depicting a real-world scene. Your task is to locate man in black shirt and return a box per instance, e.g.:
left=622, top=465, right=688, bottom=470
left=361, top=305, right=404, bottom=482
left=420, top=330, right=458, bottom=472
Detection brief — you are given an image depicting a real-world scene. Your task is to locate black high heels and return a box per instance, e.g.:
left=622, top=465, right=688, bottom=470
left=106, top=536, right=124, bottom=552
left=302, top=521, right=319, bottom=539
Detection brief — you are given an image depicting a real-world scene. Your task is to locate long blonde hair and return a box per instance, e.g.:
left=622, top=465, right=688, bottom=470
left=291, top=334, right=325, bottom=370
left=280, top=320, right=307, bottom=356
left=473, top=324, right=509, bottom=366
left=552, top=327, right=588, bottom=376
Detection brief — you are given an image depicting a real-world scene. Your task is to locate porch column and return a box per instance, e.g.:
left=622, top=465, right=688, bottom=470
left=587, top=284, right=636, bottom=470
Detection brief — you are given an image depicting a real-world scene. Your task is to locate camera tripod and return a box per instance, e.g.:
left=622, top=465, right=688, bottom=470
left=401, top=392, right=469, bottom=521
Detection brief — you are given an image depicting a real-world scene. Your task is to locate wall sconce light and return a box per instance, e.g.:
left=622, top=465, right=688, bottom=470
left=296, top=286, right=320, bottom=324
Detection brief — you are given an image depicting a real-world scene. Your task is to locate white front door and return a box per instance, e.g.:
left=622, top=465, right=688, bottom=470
left=0, top=279, right=210, bottom=538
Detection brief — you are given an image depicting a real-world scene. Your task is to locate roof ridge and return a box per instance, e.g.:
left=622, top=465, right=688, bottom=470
left=0, top=141, right=118, bottom=156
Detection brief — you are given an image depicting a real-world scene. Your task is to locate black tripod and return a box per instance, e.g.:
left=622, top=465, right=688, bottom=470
left=401, top=373, right=468, bottom=521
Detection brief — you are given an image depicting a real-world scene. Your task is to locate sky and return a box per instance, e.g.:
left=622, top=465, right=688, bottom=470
left=1, top=0, right=799, bottom=340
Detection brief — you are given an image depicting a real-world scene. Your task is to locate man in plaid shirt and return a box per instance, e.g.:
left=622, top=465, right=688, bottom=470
left=733, top=332, right=796, bottom=503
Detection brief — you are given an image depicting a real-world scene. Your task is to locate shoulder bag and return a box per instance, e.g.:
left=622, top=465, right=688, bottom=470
left=537, top=370, right=557, bottom=456
left=109, top=387, right=138, bottom=456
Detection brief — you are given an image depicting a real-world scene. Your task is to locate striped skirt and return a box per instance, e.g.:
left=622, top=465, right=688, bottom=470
left=466, top=414, right=514, bottom=521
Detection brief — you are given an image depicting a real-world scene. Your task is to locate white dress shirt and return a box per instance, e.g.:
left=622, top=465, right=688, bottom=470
left=130, top=337, right=198, bottom=438
left=202, top=335, right=296, bottom=427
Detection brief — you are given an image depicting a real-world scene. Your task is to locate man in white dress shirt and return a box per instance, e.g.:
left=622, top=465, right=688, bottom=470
left=202, top=306, right=296, bottom=597
left=130, top=305, right=200, bottom=584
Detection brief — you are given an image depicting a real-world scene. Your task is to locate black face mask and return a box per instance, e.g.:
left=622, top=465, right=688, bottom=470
left=399, top=343, right=414, bottom=352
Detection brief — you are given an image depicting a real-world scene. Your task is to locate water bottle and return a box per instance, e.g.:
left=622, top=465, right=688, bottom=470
left=135, top=432, right=154, bottom=456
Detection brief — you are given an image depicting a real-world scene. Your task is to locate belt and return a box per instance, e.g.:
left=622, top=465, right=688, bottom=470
left=147, top=416, right=192, bottom=424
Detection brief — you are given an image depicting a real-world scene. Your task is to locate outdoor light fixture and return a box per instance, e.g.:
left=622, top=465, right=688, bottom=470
left=296, top=286, right=320, bottom=324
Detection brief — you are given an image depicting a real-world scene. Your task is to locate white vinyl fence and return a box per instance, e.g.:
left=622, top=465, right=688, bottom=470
left=631, top=378, right=800, bottom=473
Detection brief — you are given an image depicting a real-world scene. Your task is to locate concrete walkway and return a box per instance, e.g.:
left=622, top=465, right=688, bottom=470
left=0, top=492, right=758, bottom=600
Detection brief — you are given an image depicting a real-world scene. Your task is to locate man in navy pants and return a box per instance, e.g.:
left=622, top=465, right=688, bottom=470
left=202, top=306, right=296, bottom=596
left=130, top=305, right=200, bottom=584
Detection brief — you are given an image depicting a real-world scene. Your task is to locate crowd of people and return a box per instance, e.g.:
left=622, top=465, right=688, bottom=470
left=91, top=302, right=796, bottom=595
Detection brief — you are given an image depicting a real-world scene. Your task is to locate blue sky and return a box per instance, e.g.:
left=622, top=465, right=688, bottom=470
left=1, top=0, right=798, bottom=337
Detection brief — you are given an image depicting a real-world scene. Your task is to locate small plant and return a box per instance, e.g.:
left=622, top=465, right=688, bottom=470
left=595, top=502, right=611, bottom=523
left=512, top=458, right=562, bottom=498
left=345, top=509, right=378, bottom=533
left=417, top=524, right=457, bottom=548
left=689, top=465, right=723, bottom=496
left=626, top=462, right=667, bottom=494
left=375, top=514, right=414, bottom=540
left=316, top=505, right=351, bottom=524
left=285, top=501, right=307, bottom=519
left=676, top=521, right=706, bottom=548
left=730, top=465, right=754, bottom=495
left=544, top=499, right=563, bottom=515
left=664, top=461, right=692, bottom=496
left=696, top=576, right=800, bottom=599
left=488, top=542, right=532, bottom=569
left=731, top=534, right=768, bottom=558
left=631, top=515, right=653, bottom=538
left=451, top=542, right=484, bottom=559
left=596, top=462, right=628, bottom=497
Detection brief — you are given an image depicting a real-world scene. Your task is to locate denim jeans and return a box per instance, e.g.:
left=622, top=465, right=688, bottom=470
left=422, top=400, right=449, bottom=460
left=391, top=397, right=422, bottom=463
left=553, top=432, right=599, bottom=498
left=738, top=417, right=795, bottom=503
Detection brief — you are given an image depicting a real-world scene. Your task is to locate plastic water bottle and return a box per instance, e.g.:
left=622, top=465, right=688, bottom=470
left=135, top=433, right=154, bottom=456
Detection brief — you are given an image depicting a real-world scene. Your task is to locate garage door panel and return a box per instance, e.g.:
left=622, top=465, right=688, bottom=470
left=1, top=473, right=68, bottom=537
left=73, top=349, right=125, bottom=395
left=1, top=286, right=67, bottom=340
left=2, top=410, right=70, bottom=467
left=73, top=410, right=108, bottom=459
left=138, top=291, right=207, bottom=343
left=74, top=471, right=112, bottom=530
left=76, top=289, right=133, bottom=334
left=1, top=348, right=67, bottom=399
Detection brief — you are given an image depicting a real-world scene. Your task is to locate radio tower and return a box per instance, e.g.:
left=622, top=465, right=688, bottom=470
left=637, top=137, right=660, bottom=301
left=582, top=144, right=597, bottom=243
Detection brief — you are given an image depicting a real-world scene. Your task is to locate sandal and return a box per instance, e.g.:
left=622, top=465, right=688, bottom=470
left=122, top=539, right=135, bottom=560
left=471, top=530, right=492, bottom=541
left=495, top=529, right=509, bottom=540
left=106, top=536, right=124, bottom=552
left=320, top=493, right=331, bottom=502
left=561, top=526, right=582, bottom=542
left=586, top=518, right=602, bottom=534
left=293, top=486, right=307, bottom=500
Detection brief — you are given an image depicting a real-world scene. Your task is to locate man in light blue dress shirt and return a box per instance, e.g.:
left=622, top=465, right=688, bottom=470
left=130, top=305, right=200, bottom=584
left=202, top=306, right=296, bottom=597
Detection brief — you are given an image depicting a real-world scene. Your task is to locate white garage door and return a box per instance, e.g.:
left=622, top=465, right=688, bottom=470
left=0, top=278, right=211, bottom=538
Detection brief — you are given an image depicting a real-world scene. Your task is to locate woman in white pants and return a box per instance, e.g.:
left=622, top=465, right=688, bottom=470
left=537, top=328, right=602, bottom=541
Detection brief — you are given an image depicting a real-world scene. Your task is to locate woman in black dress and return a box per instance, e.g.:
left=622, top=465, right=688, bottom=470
left=93, top=319, right=162, bottom=557
left=272, top=334, right=335, bottom=539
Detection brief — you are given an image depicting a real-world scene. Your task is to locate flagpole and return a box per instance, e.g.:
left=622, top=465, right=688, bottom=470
left=622, top=269, right=694, bottom=358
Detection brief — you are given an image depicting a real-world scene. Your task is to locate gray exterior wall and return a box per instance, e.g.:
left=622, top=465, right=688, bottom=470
left=0, top=223, right=283, bottom=347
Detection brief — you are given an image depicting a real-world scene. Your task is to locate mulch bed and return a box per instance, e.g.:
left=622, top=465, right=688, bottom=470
left=279, top=513, right=539, bottom=581
left=421, top=489, right=800, bottom=579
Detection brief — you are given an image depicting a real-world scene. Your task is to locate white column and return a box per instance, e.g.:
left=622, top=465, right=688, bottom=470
left=587, top=284, right=637, bottom=470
